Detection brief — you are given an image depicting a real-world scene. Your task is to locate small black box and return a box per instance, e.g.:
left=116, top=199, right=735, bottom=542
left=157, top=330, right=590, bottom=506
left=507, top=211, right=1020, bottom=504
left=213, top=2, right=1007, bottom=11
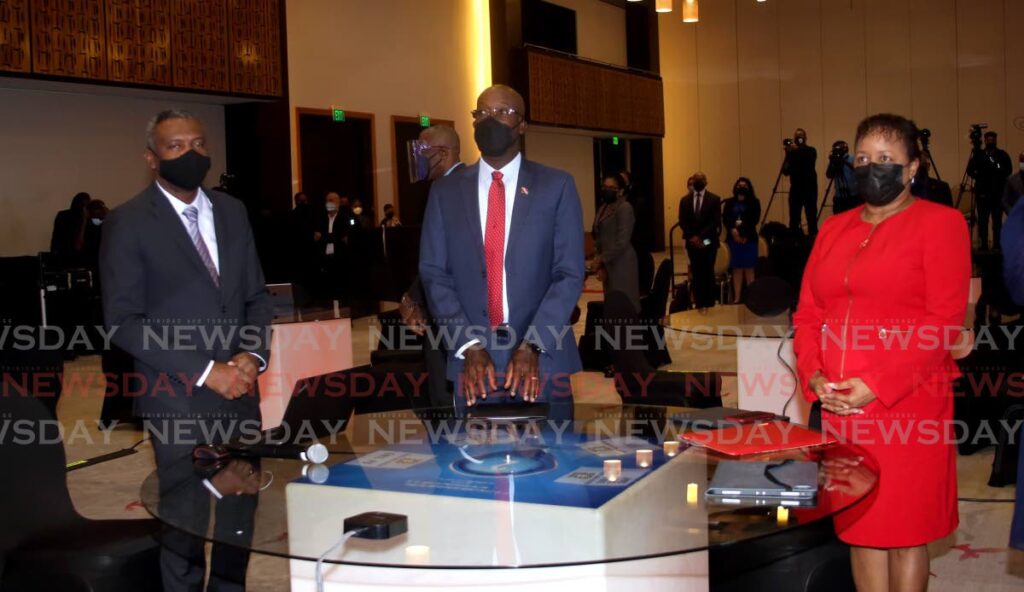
left=343, top=512, right=408, bottom=540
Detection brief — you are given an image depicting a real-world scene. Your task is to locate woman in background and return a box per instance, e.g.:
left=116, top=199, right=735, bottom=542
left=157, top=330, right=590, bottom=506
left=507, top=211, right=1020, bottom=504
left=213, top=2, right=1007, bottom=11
left=592, top=173, right=639, bottom=312
left=721, top=177, right=761, bottom=302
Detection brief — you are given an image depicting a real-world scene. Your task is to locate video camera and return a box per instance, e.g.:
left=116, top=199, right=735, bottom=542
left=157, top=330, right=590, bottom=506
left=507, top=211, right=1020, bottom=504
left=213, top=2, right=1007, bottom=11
left=969, top=123, right=988, bottom=150
left=920, top=128, right=931, bottom=152
left=783, top=138, right=793, bottom=148
left=829, top=140, right=848, bottom=162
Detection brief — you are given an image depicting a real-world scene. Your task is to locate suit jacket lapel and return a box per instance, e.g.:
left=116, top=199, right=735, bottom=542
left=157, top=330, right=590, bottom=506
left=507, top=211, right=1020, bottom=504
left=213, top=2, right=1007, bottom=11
left=147, top=183, right=220, bottom=291
left=210, top=191, right=229, bottom=293
left=506, top=159, right=534, bottom=266
left=460, top=164, right=485, bottom=267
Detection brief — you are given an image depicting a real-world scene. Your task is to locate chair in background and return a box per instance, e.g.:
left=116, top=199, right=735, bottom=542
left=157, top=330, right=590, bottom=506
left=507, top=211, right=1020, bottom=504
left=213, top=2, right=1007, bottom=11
left=637, top=251, right=655, bottom=298
left=0, top=395, right=162, bottom=592
left=639, top=259, right=673, bottom=368
left=602, top=291, right=721, bottom=408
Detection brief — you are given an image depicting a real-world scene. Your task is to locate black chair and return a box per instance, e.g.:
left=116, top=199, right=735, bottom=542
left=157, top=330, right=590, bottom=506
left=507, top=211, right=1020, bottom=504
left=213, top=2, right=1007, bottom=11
left=637, top=251, right=655, bottom=298
left=602, top=291, right=721, bottom=408
left=0, top=395, right=162, bottom=592
left=639, top=259, right=674, bottom=368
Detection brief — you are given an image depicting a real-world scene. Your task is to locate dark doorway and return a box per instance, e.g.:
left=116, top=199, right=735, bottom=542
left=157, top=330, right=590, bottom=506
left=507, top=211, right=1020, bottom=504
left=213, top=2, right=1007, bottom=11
left=391, top=117, right=454, bottom=227
left=297, top=109, right=376, bottom=210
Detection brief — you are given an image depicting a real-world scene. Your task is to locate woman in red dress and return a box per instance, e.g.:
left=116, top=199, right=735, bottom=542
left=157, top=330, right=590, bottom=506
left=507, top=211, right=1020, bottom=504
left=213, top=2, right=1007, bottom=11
left=793, top=114, right=971, bottom=591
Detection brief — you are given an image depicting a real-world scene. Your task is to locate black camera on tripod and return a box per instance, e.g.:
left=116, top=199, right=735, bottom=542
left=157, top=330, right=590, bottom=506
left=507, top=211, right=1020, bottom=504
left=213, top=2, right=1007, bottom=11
left=829, top=140, right=848, bottom=163
left=783, top=138, right=793, bottom=148
left=920, top=128, right=931, bottom=151
left=969, top=123, right=988, bottom=150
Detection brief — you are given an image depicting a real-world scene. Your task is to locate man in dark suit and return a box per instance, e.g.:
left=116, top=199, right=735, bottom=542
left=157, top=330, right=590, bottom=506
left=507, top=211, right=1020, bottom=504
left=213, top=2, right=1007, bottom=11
left=783, top=128, right=818, bottom=236
left=419, top=85, right=585, bottom=410
left=314, top=191, right=354, bottom=302
left=100, top=109, right=271, bottom=592
left=49, top=191, right=91, bottom=266
left=678, top=172, right=721, bottom=311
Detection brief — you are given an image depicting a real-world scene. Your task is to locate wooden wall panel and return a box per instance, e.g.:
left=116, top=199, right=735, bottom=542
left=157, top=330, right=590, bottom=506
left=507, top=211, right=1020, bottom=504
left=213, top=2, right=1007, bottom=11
left=695, top=0, right=740, bottom=197
left=105, top=0, right=170, bottom=85
left=30, top=0, right=106, bottom=79
left=864, top=0, right=912, bottom=115
left=0, top=0, right=30, bottom=72
left=525, top=48, right=664, bottom=137
left=227, top=0, right=281, bottom=96
left=171, top=0, right=229, bottom=92
left=909, top=0, right=958, bottom=184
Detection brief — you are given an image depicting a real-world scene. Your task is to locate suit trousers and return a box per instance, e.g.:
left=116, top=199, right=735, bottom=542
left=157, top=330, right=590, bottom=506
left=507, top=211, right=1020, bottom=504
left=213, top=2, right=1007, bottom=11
left=149, top=418, right=258, bottom=592
left=977, top=192, right=1003, bottom=249
left=789, top=186, right=818, bottom=235
left=686, top=246, right=718, bottom=309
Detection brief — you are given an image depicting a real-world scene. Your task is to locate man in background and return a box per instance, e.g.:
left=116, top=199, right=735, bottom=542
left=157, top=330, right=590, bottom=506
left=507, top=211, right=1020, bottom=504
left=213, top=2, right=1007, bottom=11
left=678, top=172, right=720, bottom=311
left=971, top=131, right=1013, bottom=250
left=50, top=191, right=91, bottom=266
left=315, top=191, right=354, bottom=302
left=1003, top=151, right=1024, bottom=214
left=783, top=128, right=818, bottom=236
left=100, top=109, right=271, bottom=592
left=418, top=124, right=463, bottom=180
left=380, top=203, right=402, bottom=227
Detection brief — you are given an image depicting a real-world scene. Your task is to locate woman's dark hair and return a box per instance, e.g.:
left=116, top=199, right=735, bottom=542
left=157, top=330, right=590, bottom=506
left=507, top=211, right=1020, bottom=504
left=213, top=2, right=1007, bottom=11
left=602, top=173, right=625, bottom=190
left=731, top=177, right=758, bottom=201
left=70, top=192, right=91, bottom=210
left=854, top=113, right=922, bottom=162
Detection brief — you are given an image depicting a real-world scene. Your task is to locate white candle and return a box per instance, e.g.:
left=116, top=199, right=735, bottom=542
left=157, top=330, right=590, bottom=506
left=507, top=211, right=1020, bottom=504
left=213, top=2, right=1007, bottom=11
left=776, top=506, right=789, bottom=526
left=636, top=449, right=653, bottom=468
left=663, top=441, right=680, bottom=457
left=405, top=545, right=430, bottom=565
left=687, top=482, right=699, bottom=505
left=604, top=459, right=622, bottom=482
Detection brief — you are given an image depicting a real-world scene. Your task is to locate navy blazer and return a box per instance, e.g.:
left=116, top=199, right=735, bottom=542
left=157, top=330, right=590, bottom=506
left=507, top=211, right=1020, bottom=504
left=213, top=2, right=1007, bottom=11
left=419, top=158, right=585, bottom=383
left=99, top=183, right=271, bottom=419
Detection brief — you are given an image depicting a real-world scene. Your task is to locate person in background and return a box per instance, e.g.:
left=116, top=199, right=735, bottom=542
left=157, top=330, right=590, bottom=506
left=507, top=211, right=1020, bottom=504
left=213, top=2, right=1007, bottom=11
left=315, top=191, right=351, bottom=302
left=678, top=172, right=721, bottom=311
left=722, top=177, right=761, bottom=303
left=288, top=191, right=317, bottom=289
left=50, top=191, right=91, bottom=265
left=81, top=199, right=108, bottom=270
left=970, top=131, right=1013, bottom=250
left=793, top=113, right=969, bottom=592
left=784, top=128, right=819, bottom=236
left=592, top=173, right=639, bottom=312
left=418, top=124, right=464, bottom=180
left=826, top=141, right=862, bottom=214
left=1002, top=151, right=1024, bottom=213
left=352, top=198, right=372, bottom=230
left=911, top=159, right=953, bottom=207
left=348, top=198, right=374, bottom=312
left=380, top=203, right=402, bottom=227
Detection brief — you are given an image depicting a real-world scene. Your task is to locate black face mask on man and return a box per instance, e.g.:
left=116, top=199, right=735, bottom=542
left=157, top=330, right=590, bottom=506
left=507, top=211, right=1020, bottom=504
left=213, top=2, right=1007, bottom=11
left=474, top=117, right=519, bottom=157
left=159, top=150, right=211, bottom=191
left=692, top=180, right=707, bottom=192
left=855, top=163, right=908, bottom=206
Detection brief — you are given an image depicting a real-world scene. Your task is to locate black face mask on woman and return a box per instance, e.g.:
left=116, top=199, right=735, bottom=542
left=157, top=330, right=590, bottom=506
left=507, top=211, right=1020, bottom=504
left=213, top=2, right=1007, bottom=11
left=159, top=150, right=211, bottom=191
left=855, top=163, right=907, bottom=206
left=600, top=188, right=619, bottom=204
left=474, top=117, right=519, bottom=157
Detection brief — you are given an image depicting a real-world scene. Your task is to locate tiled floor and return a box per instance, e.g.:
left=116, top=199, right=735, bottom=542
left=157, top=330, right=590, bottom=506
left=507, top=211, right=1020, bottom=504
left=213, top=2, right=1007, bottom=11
left=55, top=275, right=1023, bottom=591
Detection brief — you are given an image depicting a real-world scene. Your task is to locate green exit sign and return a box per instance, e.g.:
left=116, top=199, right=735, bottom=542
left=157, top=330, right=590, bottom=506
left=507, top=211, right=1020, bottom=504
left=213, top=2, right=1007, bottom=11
left=419, top=115, right=431, bottom=128
left=332, top=108, right=345, bottom=122
left=612, top=136, right=619, bottom=146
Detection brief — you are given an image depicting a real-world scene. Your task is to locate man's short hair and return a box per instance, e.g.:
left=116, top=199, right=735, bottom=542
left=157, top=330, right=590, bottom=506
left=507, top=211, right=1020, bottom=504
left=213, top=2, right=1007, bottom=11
left=984, top=131, right=998, bottom=140
left=146, top=109, right=199, bottom=150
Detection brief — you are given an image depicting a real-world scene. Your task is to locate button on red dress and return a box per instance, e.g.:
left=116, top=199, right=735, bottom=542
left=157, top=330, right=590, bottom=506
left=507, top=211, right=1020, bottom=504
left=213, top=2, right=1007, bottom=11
left=793, top=199, right=971, bottom=547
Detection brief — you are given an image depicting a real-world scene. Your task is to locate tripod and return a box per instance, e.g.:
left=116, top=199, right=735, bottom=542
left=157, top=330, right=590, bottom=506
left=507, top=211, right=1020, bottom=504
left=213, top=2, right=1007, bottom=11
left=817, top=158, right=853, bottom=222
left=955, top=148, right=979, bottom=236
left=922, top=145, right=941, bottom=183
left=761, top=151, right=790, bottom=225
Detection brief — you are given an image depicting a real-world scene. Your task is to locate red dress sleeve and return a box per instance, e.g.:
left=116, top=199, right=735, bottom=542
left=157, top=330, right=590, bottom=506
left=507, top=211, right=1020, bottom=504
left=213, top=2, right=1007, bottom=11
left=792, top=219, right=834, bottom=402
left=858, top=208, right=971, bottom=408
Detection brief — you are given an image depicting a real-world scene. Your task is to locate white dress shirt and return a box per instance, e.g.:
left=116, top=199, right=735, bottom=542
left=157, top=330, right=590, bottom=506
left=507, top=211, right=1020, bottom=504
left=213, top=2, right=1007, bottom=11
left=693, top=189, right=705, bottom=213
left=325, top=212, right=337, bottom=255
left=156, top=182, right=265, bottom=385
left=454, top=153, right=522, bottom=359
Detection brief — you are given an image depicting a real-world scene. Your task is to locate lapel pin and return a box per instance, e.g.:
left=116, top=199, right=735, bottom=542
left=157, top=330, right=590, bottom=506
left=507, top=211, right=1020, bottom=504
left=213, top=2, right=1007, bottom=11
left=521, top=187, right=529, bottom=195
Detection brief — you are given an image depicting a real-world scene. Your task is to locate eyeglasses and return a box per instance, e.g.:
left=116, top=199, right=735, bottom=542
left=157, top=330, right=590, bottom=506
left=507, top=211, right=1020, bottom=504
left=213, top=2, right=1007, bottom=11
left=471, top=107, right=523, bottom=122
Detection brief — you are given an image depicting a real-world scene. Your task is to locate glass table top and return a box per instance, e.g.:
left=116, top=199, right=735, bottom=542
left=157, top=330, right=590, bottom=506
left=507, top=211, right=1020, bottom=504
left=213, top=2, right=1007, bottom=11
left=140, top=403, right=876, bottom=569
left=662, top=304, right=792, bottom=338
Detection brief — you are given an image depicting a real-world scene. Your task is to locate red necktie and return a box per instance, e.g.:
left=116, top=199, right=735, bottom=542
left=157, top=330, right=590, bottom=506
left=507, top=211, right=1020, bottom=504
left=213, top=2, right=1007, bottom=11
left=485, top=171, right=506, bottom=327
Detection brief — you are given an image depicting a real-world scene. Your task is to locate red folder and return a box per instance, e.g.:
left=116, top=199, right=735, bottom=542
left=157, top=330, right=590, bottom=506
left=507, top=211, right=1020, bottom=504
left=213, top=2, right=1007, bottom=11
left=679, top=420, right=837, bottom=456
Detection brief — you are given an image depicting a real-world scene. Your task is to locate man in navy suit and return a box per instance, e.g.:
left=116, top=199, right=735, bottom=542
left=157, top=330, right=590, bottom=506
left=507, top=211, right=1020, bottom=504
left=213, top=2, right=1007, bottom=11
left=419, top=85, right=585, bottom=409
left=100, top=109, right=271, bottom=592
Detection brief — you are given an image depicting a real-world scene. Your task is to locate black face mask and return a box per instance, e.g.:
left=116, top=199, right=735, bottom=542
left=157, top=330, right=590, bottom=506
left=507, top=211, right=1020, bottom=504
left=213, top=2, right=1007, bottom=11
left=600, top=188, right=619, bottom=204
left=159, top=150, right=211, bottom=191
left=735, top=186, right=750, bottom=198
left=855, top=163, right=907, bottom=206
left=796, top=137, right=806, bottom=146
left=474, top=117, right=519, bottom=157
left=385, top=211, right=395, bottom=219
left=692, top=181, right=707, bottom=192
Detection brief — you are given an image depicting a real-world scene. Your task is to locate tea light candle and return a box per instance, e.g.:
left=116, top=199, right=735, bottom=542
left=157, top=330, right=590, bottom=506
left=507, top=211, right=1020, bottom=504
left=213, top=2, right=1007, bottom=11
left=636, top=449, right=653, bottom=468
left=686, top=482, right=699, bottom=505
left=776, top=506, right=789, bottom=526
left=405, top=545, right=430, bottom=565
left=604, top=459, right=622, bottom=482
left=663, top=441, right=680, bottom=457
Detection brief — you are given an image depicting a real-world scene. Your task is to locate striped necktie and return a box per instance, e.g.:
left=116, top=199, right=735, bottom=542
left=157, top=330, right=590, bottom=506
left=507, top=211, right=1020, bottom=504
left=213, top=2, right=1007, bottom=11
left=182, top=205, right=220, bottom=287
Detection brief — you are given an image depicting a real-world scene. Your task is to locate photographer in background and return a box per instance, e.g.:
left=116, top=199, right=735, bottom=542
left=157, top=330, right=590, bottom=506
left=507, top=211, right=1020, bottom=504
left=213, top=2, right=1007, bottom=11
left=783, top=128, right=819, bottom=236
left=969, top=129, right=1013, bottom=250
left=825, top=140, right=860, bottom=214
